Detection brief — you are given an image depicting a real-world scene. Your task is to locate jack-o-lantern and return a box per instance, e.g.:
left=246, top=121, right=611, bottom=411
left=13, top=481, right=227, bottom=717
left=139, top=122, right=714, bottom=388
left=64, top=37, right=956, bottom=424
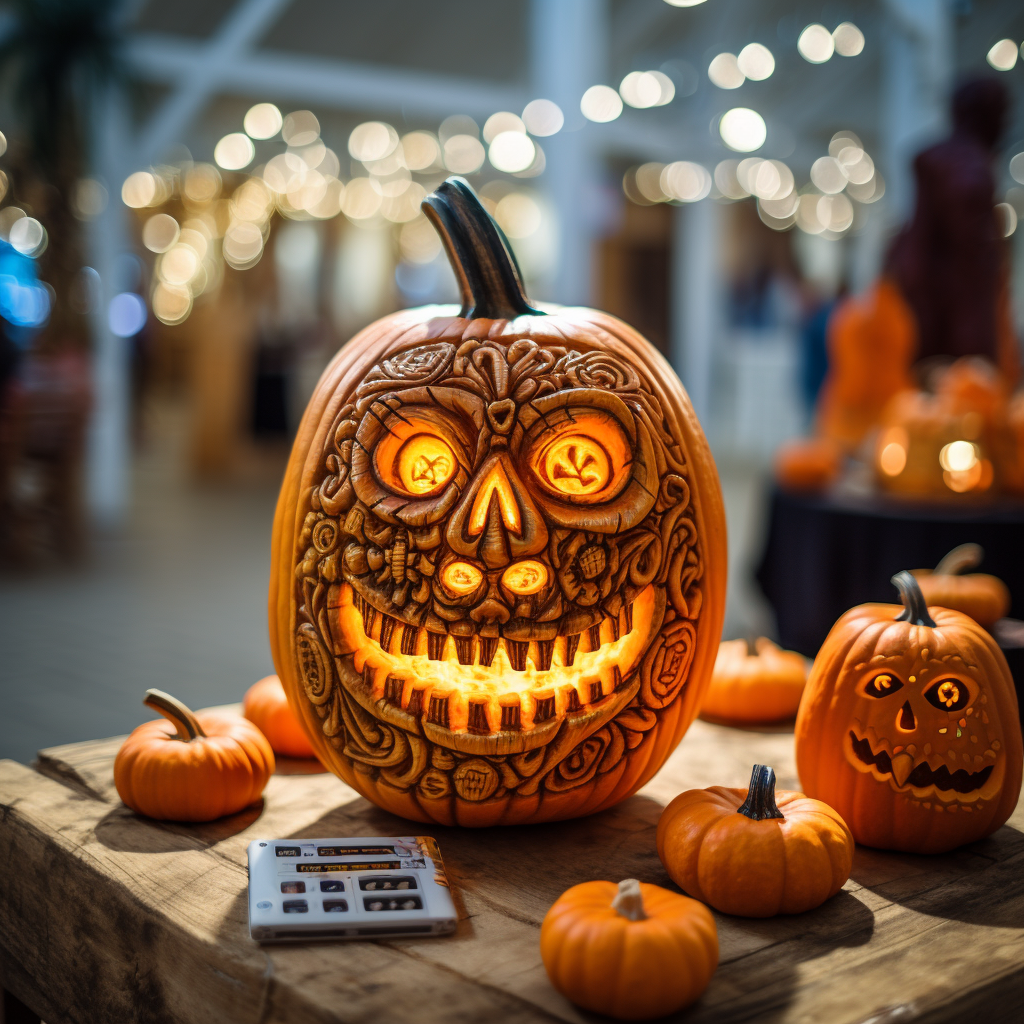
left=796, top=571, right=1023, bottom=853
left=269, top=178, right=726, bottom=826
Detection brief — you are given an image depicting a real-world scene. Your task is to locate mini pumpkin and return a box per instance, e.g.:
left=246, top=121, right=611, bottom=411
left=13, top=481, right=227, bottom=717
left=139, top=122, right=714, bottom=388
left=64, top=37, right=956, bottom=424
left=243, top=674, right=317, bottom=758
left=540, top=878, right=718, bottom=1020
left=270, top=178, right=726, bottom=826
left=773, top=437, right=843, bottom=493
left=656, top=764, right=853, bottom=916
left=796, top=572, right=1023, bottom=854
left=912, top=543, right=1011, bottom=628
left=700, top=638, right=808, bottom=724
left=114, top=689, right=275, bottom=821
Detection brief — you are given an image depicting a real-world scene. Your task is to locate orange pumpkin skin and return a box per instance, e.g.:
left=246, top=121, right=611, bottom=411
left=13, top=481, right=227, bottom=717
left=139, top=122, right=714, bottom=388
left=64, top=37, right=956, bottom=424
left=911, top=544, right=1010, bottom=629
left=656, top=765, right=852, bottom=917
left=700, top=638, right=807, bottom=724
left=114, top=692, right=275, bottom=822
left=773, top=437, right=842, bottom=493
left=540, top=879, right=718, bottom=1020
left=243, top=674, right=317, bottom=758
left=269, top=180, right=726, bottom=826
left=795, top=574, right=1023, bottom=854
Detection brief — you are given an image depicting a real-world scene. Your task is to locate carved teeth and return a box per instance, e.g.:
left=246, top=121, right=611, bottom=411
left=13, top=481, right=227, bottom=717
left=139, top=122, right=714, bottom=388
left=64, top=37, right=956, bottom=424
left=400, top=625, right=418, bottom=656
left=624, top=602, right=633, bottom=633
left=379, top=615, right=397, bottom=653
left=564, top=687, right=582, bottom=713
left=589, top=681, right=603, bottom=703
left=479, top=637, right=498, bottom=667
left=609, top=617, right=620, bottom=642
left=499, top=698, right=521, bottom=731
left=455, top=637, right=474, bottom=666
left=467, top=700, right=489, bottom=734
left=507, top=639, right=528, bottom=671
left=427, top=632, right=446, bottom=661
left=890, top=752, right=915, bottom=787
left=383, top=675, right=403, bottom=705
left=536, top=639, right=554, bottom=672
left=427, top=692, right=451, bottom=727
left=533, top=692, right=556, bottom=722
left=564, top=633, right=581, bottom=667
left=406, top=686, right=426, bottom=717
left=587, top=624, right=601, bottom=651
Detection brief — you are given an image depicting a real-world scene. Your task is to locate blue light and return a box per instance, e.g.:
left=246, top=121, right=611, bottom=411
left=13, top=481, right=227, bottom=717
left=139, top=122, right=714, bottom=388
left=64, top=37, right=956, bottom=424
left=108, top=292, right=147, bottom=338
left=0, top=240, right=49, bottom=330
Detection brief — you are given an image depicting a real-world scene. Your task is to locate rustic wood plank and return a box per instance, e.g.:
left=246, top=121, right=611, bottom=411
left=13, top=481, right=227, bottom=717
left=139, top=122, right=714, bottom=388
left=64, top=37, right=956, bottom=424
left=2, top=717, right=1022, bottom=1024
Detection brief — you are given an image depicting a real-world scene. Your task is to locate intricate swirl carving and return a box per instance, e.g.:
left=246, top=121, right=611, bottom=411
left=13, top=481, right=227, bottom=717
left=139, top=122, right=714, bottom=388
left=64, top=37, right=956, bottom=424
left=639, top=616, right=697, bottom=709
left=558, top=351, right=642, bottom=392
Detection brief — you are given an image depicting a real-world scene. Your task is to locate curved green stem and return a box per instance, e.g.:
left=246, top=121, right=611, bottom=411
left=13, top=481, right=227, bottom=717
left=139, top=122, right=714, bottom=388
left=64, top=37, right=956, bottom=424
left=737, top=764, right=785, bottom=821
left=892, top=570, right=937, bottom=627
left=144, top=689, right=206, bottom=741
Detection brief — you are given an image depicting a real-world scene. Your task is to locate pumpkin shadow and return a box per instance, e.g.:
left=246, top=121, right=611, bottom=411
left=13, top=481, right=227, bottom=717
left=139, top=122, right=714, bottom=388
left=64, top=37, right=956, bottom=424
left=93, top=799, right=266, bottom=853
left=850, top=825, right=1024, bottom=927
left=274, top=756, right=328, bottom=776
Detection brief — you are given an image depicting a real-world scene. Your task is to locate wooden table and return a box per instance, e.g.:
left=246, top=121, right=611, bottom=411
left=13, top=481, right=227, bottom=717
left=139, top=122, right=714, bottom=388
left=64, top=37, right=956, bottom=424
left=1, top=714, right=1022, bottom=1024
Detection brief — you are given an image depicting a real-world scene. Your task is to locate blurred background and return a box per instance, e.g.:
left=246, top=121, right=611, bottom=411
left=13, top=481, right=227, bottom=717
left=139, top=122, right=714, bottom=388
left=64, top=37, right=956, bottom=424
left=1, top=0, right=1023, bottom=762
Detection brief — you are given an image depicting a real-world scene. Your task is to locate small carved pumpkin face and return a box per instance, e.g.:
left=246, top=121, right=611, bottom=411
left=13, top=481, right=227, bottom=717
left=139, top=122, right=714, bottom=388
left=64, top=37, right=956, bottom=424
left=274, top=179, right=726, bottom=826
left=796, top=572, right=1023, bottom=854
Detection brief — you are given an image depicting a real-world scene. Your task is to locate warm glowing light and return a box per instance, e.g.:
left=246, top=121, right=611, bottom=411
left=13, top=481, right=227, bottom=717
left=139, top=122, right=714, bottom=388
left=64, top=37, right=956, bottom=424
left=151, top=282, right=192, bottom=325
left=987, top=39, right=1018, bottom=71
left=719, top=108, right=766, bottom=152
left=715, top=160, right=748, bottom=200
left=939, top=440, right=978, bottom=473
left=122, top=171, right=157, bottom=208
left=737, top=43, right=775, bottom=80
left=244, top=103, right=283, bottom=139
left=816, top=194, right=854, bottom=233
left=142, top=213, right=179, bottom=253
left=395, top=435, right=456, bottom=495
left=222, top=220, right=264, bottom=268
left=159, top=244, right=199, bottom=286
left=443, top=134, right=486, bottom=174
left=839, top=146, right=874, bottom=184
left=502, top=560, right=548, bottom=596
left=183, top=164, right=221, bottom=204
left=542, top=436, right=610, bottom=496
left=580, top=85, right=622, bottom=123
left=483, top=112, right=525, bottom=143
left=846, top=172, right=885, bottom=204
left=708, top=53, right=744, bottom=89
left=399, top=216, right=443, bottom=263
left=661, top=161, right=711, bottom=202
left=936, top=681, right=960, bottom=708
left=9, top=218, right=45, bottom=257
left=495, top=193, right=541, bottom=238
left=282, top=110, right=320, bottom=147
left=879, top=442, right=907, bottom=476
left=489, top=131, right=536, bottom=173
left=619, top=71, right=664, bottom=108
left=230, top=178, right=275, bottom=223
left=798, top=24, right=834, bottom=63
left=441, top=562, right=484, bottom=596
left=401, top=131, right=441, bottom=171
left=833, top=22, right=865, bottom=57
left=349, top=121, right=399, bottom=162
left=341, top=177, right=383, bottom=220
left=214, top=132, right=255, bottom=171
left=522, top=99, right=564, bottom=136
left=811, top=156, right=848, bottom=194
left=468, top=462, right=521, bottom=535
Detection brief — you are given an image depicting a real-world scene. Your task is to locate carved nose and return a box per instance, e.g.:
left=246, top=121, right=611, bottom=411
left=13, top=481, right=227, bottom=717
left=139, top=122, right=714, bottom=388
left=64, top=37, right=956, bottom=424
left=447, top=452, right=548, bottom=568
left=897, top=700, right=916, bottom=732
left=470, top=597, right=511, bottom=625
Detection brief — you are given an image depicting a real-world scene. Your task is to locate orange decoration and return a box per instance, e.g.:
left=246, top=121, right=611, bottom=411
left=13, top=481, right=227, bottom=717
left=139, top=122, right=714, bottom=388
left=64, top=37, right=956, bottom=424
left=912, top=544, right=1011, bottom=629
left=700, top=638, right=807, bottom=724
left=773, top=437, right=843, bottom=493
left=269, top=178, right=726, bottom=826
left=114, top=689, right=274, bottom=822
left=657, top=765, right=853, bottom=916
left=816, top=279, right=917, bottom=449
left=540, top=878, right=718, bottom=1020
left=243, top=674, right=318, bottom=759
left=796, top=571, right=1023, bottom=853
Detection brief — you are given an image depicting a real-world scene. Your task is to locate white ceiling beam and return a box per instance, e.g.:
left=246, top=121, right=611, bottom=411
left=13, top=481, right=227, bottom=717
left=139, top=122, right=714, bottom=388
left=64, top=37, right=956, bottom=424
left=126, top=33, right=528, bottom=140
left=135, top=0, right=295, bottom=166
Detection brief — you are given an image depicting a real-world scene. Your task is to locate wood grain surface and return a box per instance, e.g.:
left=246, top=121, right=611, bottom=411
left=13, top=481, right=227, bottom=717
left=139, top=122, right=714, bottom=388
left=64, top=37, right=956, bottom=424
left=1, top=714, right=1021, bottom=1024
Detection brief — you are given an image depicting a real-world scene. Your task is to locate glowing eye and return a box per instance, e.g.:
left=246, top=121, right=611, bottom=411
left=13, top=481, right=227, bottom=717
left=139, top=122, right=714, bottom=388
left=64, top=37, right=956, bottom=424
left=395, top=434, right=456, bottom=495
left=864, top=673, right=903, bottom=698
left=924, top=678, right=970, bottom=712
left=502, top=560, right=548, bottom=595
left=542, top=436, right=611, bottom=496
left=441, top=561, right=483, bottom=595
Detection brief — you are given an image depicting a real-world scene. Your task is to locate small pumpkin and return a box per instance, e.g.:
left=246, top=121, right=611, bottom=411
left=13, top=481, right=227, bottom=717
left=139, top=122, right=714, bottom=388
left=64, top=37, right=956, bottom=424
left=700, top=638, right=808, bottom=724
left=540, top=878, right=717, bottom=1020
left=656, top=764, right=853, bottom=917
left=912, top=543, right=1011, bottom=628
left=114, top=689, right=275, bottom=821
left=796, top=571, right=1023, bottom=853
left=773, top=437, right=843, bottom=493
left=243, top=674, right=317, bottom=758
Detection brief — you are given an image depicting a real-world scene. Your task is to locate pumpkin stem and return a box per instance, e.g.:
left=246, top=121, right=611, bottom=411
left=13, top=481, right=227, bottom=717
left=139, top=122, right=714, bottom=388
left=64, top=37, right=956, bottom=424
left=892, top=570, right=937, bottom=627
left=422, top=177, right=544, bottom=321
left=934, top=543, right=983, bottom=576
left=611, top=879, right=647, bottom=921
left=143, top=689, right=207, bottom=741
left=737, top=764, right=785, bottom=821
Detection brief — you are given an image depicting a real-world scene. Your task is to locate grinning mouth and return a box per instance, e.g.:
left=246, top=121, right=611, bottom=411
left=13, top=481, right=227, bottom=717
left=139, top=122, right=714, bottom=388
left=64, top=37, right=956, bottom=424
left=333, top=583, right=657, bottom=736
left=849, top=731, right=993, bottom=794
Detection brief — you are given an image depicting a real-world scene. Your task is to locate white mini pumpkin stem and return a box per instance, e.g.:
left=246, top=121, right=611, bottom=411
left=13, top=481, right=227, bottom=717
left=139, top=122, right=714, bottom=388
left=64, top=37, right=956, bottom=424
left=934, top=543, right=983, bottom=576
left=144, top=689, right=207, bottom=741
left=612, top=879, right=647, bottom=921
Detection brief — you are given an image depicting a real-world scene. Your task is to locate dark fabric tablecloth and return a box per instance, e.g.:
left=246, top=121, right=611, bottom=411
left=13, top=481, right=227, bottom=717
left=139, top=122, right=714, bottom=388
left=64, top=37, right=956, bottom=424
left=755, top=487, right=1024, bottom=657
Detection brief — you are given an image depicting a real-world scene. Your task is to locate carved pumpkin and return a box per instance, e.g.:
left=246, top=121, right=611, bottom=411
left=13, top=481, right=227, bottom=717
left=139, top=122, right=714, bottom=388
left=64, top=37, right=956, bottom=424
left=912, top=544, right=1011, bottom=629
left=656, top=764, right=853, bottom=916
left=114, top=690, right=275, bottom=821
left=243, top=674, right=317, bottom=758
left=540, top=878, right=718, bottom=1020
left=796, top=572, right=1023, bottom=853
left=269, top=178, right=726, bottom=826
left=773, top=437, right=842, bottom=493
left=699, top=638, right=807, bottom=724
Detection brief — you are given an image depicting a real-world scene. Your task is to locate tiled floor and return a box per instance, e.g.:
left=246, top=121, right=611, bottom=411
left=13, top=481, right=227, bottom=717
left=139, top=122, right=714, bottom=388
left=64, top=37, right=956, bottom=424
left=0, top=410, right=773, bottom=765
